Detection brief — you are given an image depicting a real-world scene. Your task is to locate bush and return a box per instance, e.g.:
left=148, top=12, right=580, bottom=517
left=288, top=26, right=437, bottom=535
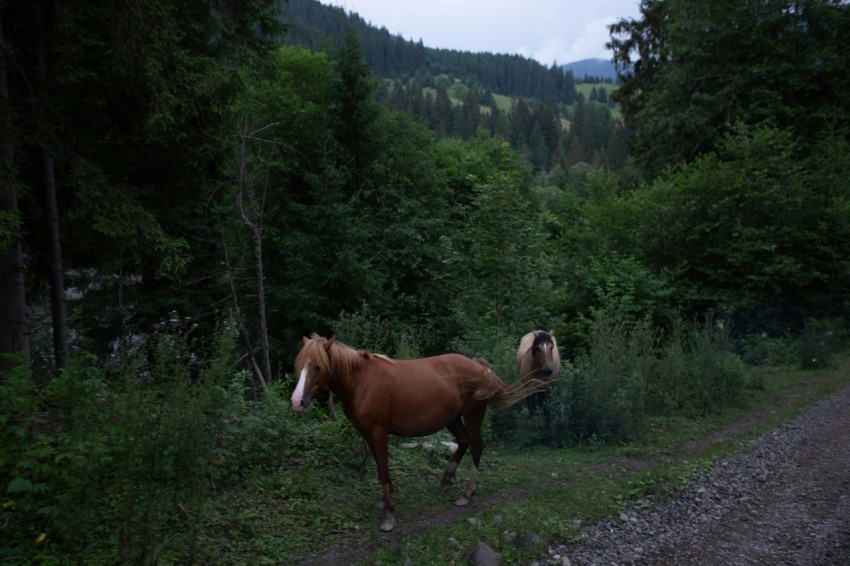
left=798, top=317, right=845, bottom=369
left=565, top=313, right=654, bottom=442
left=688, top=318, right=745, bottom=412
left=333, top=307, right=424, bottom=359
left=739, top=332, right=797, bottom=366
left=501, top=311, right=655, bottom=446
left=0, top=318, right=286, bottom=564
left=649, top=315, right=744, bottom=416
left=497, top=312, right=748, bottom=448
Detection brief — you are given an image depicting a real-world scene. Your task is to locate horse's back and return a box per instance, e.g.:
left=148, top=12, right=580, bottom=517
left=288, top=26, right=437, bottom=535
left=356, top=353, right=484, bottom=437
left=393, top=353, right=486, bottom=397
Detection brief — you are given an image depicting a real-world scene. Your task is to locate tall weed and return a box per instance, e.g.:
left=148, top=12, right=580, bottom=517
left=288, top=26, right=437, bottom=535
left=649, top=315, right=744, bottom=416
left=565, top=312, right=654, bottom=443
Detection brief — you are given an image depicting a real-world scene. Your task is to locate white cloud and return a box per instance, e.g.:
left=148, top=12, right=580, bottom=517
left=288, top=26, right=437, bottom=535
left=530, top=37, right=569, bottom=67
left=320, top=1, right=641, bottom=64
left=561, top=16, right=619, bottom=62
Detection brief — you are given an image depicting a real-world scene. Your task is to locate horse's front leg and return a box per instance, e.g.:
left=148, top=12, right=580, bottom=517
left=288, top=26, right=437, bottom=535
left=366, top=430, right=395, bottom=532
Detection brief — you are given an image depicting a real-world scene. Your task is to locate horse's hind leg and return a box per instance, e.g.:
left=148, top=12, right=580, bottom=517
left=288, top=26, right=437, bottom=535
left=455, top=406, right=486, bottom=507
left=441, top=415, right=469, bottom=490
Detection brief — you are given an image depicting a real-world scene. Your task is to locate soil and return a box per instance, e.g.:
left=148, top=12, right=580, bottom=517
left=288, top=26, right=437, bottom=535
left=302, top=362, right=850, bottom=565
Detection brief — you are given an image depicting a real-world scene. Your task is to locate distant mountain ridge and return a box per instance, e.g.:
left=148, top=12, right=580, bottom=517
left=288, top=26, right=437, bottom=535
left=561, top=58, right=618, bottom=82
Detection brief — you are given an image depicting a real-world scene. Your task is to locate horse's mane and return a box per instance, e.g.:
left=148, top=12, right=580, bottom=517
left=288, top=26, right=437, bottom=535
left=296, top=334, right=392, bottom=382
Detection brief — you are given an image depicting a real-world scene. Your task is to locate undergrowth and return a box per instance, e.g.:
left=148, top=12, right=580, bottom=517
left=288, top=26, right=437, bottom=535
left=1, top=313, right=847, bottom=564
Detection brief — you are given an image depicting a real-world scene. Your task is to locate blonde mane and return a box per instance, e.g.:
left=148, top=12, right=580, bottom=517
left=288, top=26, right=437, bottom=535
left=295, top=334, right=388, bottom=382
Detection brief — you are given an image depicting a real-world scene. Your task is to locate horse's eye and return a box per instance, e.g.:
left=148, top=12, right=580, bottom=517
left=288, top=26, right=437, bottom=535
left=313, top=364, right=320, bottom=372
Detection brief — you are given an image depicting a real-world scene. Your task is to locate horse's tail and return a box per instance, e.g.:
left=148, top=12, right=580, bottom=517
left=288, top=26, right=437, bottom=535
left=472, top=363, right=549, bottom=409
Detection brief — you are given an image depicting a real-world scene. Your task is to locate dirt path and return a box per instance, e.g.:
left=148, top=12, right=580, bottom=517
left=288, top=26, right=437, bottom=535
left=304, top=363, right=850, bottom=565
left=554, top=362, right=850, bottom=565
left=660, top=396, right=850, bottom=563
left=623, top=378, right=850, bottom=564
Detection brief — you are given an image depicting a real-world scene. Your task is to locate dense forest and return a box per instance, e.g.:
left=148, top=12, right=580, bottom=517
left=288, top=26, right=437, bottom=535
left=2, top=0, right=849, bottom=562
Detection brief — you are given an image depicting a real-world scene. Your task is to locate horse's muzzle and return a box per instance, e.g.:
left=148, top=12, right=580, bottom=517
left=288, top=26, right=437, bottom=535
left=291, top=369, right=311, bottom=412
left=291, top=394, right=311, bottom=413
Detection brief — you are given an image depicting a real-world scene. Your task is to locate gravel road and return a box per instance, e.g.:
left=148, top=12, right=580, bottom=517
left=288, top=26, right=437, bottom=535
left=541, top=378, right=850, bottom=565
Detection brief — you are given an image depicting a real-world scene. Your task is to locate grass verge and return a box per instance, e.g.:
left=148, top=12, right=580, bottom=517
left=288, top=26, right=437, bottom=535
left=191, top=356, right=850, bottom=564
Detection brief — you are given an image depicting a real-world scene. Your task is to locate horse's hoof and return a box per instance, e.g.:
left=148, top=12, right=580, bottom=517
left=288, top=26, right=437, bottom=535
left=454, top=495, right=470, bottom=507
left=379, top=518, right=395, bottom=532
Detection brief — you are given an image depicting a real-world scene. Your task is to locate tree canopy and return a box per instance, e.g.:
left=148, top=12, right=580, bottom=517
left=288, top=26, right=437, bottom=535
left=609, top=0, right=850, bottom=175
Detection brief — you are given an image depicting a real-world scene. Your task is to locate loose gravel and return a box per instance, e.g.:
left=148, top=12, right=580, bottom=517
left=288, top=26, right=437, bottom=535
left=539, top=381, right=850, bottom=565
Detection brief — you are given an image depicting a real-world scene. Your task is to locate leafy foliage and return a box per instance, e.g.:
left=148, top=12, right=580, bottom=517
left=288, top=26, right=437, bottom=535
left=1, top=321, right=295, bottom=563
left=2, top=1, right=850, bottom=561
left=609, top=0, right=850, bottom=175
left=495, top=311, right=747, bottom=446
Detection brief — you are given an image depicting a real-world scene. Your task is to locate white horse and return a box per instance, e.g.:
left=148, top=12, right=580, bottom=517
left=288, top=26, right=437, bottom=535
left=516, top=330, right=561, bottom=383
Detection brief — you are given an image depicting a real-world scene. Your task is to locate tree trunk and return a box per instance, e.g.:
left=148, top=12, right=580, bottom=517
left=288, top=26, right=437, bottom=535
left=35, top=0, right=69, bottom=371
left=237, top=124, right=272, bottom=383
left=42, top=150, right=68, bottom=371
left=0, top=11, right=31, bottom=372
left=223, top=237, right=267, bottom=396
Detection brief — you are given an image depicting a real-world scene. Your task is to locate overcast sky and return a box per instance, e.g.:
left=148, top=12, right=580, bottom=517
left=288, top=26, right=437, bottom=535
left=321, top=0, right=643, bottom=65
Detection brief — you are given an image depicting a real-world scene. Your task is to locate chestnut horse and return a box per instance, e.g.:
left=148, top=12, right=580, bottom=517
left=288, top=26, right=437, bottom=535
left=516, top=330, right=561, bottom=383
left=290, top=334, right=544, bottom=532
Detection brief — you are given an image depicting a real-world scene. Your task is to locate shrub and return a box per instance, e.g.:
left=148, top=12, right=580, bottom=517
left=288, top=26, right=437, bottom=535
left=798, top=317, right=845, bottom=369
left=502, top=312, right=749, bottom=448
left=739, top=332, right=797, bottom=366
left=0, top=318, right=267, bottom=564
left=569, top=313, right=654, bottom=442
left=333, top=307, right=424, bottom=359
left=688, top=318, right=744, bottom=412
left=649, top=315, right=744, bottom=416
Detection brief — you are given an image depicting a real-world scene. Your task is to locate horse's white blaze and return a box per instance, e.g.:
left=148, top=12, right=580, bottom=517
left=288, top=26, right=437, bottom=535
left=291, top=368, right=308, bottom=412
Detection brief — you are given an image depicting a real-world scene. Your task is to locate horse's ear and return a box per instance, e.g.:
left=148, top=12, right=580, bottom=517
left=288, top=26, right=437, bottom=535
left=324, top=335, right=336, bottom=351
left=548, top=329, right=555, bottom=337
left=302, top=335, right=310, bottom=345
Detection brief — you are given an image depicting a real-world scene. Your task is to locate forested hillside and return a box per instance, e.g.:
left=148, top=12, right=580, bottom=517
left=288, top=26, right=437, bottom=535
left=279, top=0, right=626, bottom=171
left=1, top=0, right=849, bottom=563
left=560, top=57, right=619, bottom=82
left=281, top=0, right=577, bottom=101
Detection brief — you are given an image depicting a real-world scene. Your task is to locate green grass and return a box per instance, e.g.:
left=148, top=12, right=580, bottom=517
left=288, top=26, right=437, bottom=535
left=189, top=355, right=850, bottom=565
left=17, top=354, right=845, bottom=565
